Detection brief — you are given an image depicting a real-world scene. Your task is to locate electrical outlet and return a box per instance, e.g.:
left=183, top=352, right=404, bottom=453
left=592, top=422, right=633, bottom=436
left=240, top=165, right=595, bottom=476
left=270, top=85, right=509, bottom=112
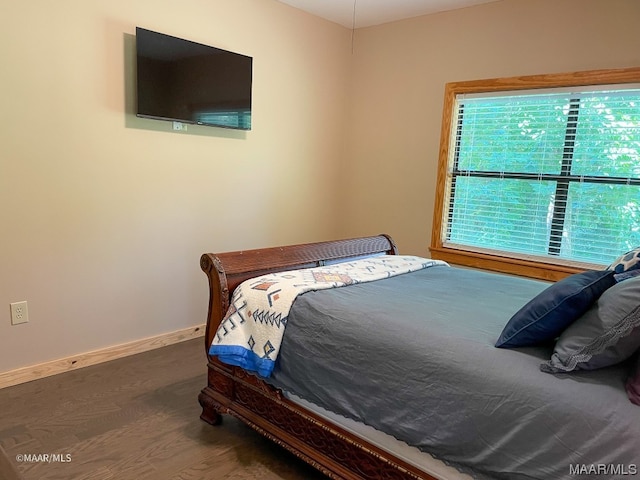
left=10, top=301, right=28, bottom=325
left=172, top=121, right=187, bottom=131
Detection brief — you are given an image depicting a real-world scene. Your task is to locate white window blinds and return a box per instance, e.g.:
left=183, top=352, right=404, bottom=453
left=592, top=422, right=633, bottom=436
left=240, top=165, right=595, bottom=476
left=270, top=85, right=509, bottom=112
left=443, top=87, right=640, bottom=267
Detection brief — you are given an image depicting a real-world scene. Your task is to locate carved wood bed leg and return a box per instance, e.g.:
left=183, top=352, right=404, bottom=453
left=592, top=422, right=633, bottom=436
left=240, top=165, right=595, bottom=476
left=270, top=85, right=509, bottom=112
left=198, top=390, right=223, bottom=425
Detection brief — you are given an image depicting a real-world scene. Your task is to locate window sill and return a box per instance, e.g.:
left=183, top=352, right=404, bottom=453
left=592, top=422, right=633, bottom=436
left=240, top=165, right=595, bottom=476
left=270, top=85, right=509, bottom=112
left=428, top=246, right=598, bottom=282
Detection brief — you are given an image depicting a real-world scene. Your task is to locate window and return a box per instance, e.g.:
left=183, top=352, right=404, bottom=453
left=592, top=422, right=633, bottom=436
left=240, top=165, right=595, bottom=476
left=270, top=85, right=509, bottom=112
left=430, top=68, right=640, bottom=281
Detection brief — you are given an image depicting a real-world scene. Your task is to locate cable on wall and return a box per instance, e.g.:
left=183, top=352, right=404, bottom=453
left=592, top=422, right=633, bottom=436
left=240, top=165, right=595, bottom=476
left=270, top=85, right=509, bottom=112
left=351, top=0, right=357, bottom=53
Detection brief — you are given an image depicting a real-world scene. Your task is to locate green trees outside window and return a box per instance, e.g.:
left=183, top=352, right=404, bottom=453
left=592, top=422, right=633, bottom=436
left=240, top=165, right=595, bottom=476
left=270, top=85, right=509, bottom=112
left=444, top=88, right=640, bottom=267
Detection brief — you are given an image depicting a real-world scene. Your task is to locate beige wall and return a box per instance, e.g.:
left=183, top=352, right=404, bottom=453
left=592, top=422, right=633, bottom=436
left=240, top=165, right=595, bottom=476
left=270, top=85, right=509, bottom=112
left=2, top=0, right=640, bottom=374
left=342, top=0, right=640, bottom=255
left=0, top=0, right=351, bottom=372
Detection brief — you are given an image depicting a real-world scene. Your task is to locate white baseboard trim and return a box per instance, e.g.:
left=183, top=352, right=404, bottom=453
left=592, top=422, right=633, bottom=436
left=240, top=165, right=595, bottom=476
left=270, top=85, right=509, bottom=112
left=0, top=324, right=205, bottom=389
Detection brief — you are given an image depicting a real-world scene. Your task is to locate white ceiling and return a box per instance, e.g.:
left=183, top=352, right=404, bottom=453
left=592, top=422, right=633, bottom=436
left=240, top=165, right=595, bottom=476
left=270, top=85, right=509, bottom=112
left=276, top=0, right=499, bottom=28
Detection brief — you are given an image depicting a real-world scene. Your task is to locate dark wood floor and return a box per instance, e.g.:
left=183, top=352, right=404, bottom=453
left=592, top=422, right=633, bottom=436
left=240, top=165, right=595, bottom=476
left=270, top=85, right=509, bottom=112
left=0, top=338, right=328, bottom=480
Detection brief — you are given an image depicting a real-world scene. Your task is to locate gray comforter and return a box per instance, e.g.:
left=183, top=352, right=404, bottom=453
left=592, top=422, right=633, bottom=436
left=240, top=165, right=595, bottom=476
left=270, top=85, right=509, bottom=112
left=268, top=265, right=640, bottom=480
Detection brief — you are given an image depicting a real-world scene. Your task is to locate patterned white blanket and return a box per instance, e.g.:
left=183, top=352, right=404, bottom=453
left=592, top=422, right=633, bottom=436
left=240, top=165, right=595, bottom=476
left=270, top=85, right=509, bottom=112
left=208, top=255, right=448, bottom=377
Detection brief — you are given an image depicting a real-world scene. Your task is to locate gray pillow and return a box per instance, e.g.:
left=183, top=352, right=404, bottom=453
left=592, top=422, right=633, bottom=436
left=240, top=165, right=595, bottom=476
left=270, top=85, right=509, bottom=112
left=541, top=276, right=640, bottom=373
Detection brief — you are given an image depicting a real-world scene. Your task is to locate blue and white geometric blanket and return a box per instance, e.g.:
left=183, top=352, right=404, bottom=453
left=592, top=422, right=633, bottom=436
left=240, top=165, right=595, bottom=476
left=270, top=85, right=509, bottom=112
left=208, top=255, right=448, bottom=377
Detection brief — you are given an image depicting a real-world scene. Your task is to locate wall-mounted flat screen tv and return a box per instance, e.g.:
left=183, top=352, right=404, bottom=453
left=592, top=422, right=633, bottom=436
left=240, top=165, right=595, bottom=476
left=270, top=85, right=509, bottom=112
left=136, top=27, right=252, bottom=130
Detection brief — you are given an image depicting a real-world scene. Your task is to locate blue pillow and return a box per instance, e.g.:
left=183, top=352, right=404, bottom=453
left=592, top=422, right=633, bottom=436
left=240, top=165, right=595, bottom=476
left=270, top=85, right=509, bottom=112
left=495, top=270, right=616, bottom=348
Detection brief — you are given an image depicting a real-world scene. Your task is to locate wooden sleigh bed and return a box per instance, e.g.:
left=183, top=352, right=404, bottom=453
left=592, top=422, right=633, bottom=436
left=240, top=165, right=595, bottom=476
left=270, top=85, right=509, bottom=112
left=199, top=235, right=640, bottom=480
left=197, top=234, right=428, bottom=479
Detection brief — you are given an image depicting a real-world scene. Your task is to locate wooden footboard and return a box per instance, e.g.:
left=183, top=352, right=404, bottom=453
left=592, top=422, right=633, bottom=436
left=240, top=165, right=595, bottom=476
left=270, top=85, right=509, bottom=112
left=198, top=234, right=438, bottom=480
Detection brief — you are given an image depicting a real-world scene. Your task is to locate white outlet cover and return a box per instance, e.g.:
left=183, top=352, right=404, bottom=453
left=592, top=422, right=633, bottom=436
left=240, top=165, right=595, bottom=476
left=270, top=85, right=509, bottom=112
left=10, top=301, right=28, bottom=325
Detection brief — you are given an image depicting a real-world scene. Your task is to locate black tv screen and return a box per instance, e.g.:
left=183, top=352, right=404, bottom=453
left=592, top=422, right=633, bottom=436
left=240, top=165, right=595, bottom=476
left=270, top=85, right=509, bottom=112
left=135, top=27, right=252, bottom=130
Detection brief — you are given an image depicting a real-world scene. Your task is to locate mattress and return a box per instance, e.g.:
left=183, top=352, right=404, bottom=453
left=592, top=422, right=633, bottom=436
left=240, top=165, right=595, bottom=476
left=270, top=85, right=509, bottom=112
left=284, top=390, right=474, bottom=480
left=267, top=266, right=640, bottom=480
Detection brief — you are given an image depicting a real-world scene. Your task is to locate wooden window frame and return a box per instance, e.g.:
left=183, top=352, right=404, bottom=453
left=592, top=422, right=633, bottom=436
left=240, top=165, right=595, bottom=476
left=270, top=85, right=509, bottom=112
left=429, top=66, right=640, bottom=282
